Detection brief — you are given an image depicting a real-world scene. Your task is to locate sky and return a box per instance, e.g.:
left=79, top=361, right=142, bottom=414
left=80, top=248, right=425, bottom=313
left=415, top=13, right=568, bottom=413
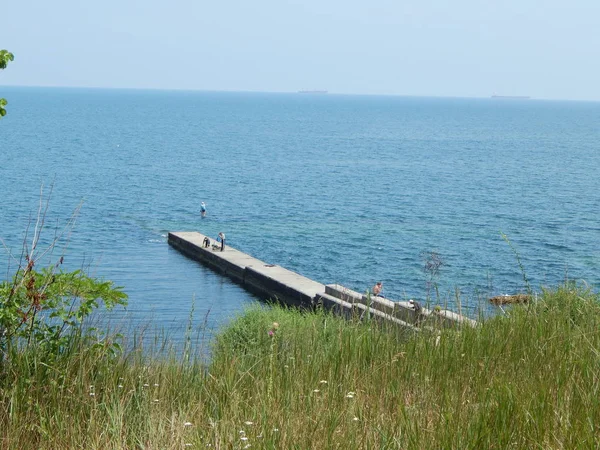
left=1, top=0, right=599, bottom=100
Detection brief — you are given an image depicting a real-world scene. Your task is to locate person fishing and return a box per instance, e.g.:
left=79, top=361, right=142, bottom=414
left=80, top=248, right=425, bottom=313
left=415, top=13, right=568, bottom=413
left=409, top=299, right=425, bottom=324
left=217, top=232, right=226, bottom=251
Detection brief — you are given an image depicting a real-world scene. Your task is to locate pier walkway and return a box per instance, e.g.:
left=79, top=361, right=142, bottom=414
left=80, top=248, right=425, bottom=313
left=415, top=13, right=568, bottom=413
left=168, top=231, right=476, bottom=330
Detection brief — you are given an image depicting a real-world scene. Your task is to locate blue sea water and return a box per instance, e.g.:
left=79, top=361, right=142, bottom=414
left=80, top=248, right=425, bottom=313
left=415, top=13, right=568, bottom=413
left=1, top=87, right=599, bottom=338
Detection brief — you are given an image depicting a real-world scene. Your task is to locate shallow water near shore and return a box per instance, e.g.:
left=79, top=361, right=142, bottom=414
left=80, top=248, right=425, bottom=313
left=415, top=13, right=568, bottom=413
left=1, top=87, right=599, bottom=341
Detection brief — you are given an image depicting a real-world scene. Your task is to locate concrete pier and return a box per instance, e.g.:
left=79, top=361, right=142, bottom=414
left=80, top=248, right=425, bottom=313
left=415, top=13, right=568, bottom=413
left=168, top=231, right=477, bottom=329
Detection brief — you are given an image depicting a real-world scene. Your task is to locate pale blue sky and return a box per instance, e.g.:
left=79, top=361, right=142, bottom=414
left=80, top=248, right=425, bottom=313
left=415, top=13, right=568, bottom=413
left=1, top=0, right=599, bottom=100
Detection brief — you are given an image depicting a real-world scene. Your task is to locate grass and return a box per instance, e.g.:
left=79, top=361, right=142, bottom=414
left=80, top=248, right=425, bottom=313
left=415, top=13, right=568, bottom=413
left=1, top=284, right=600, bottom=449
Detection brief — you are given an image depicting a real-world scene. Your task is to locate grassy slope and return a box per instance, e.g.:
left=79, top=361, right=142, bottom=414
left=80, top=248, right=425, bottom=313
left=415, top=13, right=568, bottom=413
left=1, top=285, right=599, bottom=449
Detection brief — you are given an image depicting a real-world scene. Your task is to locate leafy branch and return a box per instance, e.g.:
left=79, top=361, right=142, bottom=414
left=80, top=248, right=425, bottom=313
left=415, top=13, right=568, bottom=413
left=0, top=49, right=14, bottom=117
left=0, top=186, right=127, bottom=360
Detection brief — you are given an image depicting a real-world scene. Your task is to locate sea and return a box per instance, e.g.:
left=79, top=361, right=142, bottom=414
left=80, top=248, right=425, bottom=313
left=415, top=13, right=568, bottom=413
left=1, top=87, right=599, bottom=342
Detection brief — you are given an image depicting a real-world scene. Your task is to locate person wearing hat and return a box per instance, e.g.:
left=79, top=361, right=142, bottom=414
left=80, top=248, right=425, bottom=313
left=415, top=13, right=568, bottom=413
left=409, top=299, right=424, bottom=324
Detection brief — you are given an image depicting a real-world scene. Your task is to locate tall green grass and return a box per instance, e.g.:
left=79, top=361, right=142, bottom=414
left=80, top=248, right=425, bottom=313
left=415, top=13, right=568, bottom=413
left=1, top=285, right=599, bottom=448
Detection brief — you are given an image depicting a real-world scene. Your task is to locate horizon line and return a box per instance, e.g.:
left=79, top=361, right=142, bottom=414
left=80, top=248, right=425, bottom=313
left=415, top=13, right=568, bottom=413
left=2, top=83, right=599, bottom=103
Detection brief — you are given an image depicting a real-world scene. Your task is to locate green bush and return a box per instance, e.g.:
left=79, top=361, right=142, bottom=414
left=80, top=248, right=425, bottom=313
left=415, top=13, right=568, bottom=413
left=0, top=196, right=127, bottom=364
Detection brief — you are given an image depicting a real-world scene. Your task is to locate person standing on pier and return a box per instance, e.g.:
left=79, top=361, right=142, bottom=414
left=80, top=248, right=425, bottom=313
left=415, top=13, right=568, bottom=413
left=217, top=232, right=226, bottom=251
left=409, top=299, right=425, bottom=323
left=373, top=282, right=384, bottom=297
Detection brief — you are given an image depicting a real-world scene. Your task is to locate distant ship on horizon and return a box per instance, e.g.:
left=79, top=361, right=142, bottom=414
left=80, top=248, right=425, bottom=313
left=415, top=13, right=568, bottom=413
left=298, top=90, right=328, bottom=94
left=491, top=94, right=531, bottom=99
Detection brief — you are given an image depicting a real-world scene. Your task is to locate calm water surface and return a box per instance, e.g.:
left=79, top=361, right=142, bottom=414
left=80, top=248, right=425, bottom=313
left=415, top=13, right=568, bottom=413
left=1, top=87, right=599, bottom=339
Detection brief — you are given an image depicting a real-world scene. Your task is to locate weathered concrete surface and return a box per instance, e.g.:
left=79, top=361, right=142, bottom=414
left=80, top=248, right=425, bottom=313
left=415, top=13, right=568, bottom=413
left=314, top=292, right=419, bottom=332
left=314, top=292, right=355, bottom=319
left=169, top=231, right=324, bottom=308
left=433, top=310, right=478, bottom=327
left=325, top=284, right=477, bottom=328
left=169, top=231, right=264, bottom=283
left=325, top=284, right=418, bottom=323
left=244, top=264, right=325, bottom=308
left=168, top=231, right=476, bottom=330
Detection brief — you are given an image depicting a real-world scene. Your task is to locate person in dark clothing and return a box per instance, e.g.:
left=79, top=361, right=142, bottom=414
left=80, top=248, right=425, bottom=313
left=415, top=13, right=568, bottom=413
left=217, top=232, right=226, bottom=251
left=409, top=299, right=425, bottom=323
left=409, top=299, right=422, bottom=313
